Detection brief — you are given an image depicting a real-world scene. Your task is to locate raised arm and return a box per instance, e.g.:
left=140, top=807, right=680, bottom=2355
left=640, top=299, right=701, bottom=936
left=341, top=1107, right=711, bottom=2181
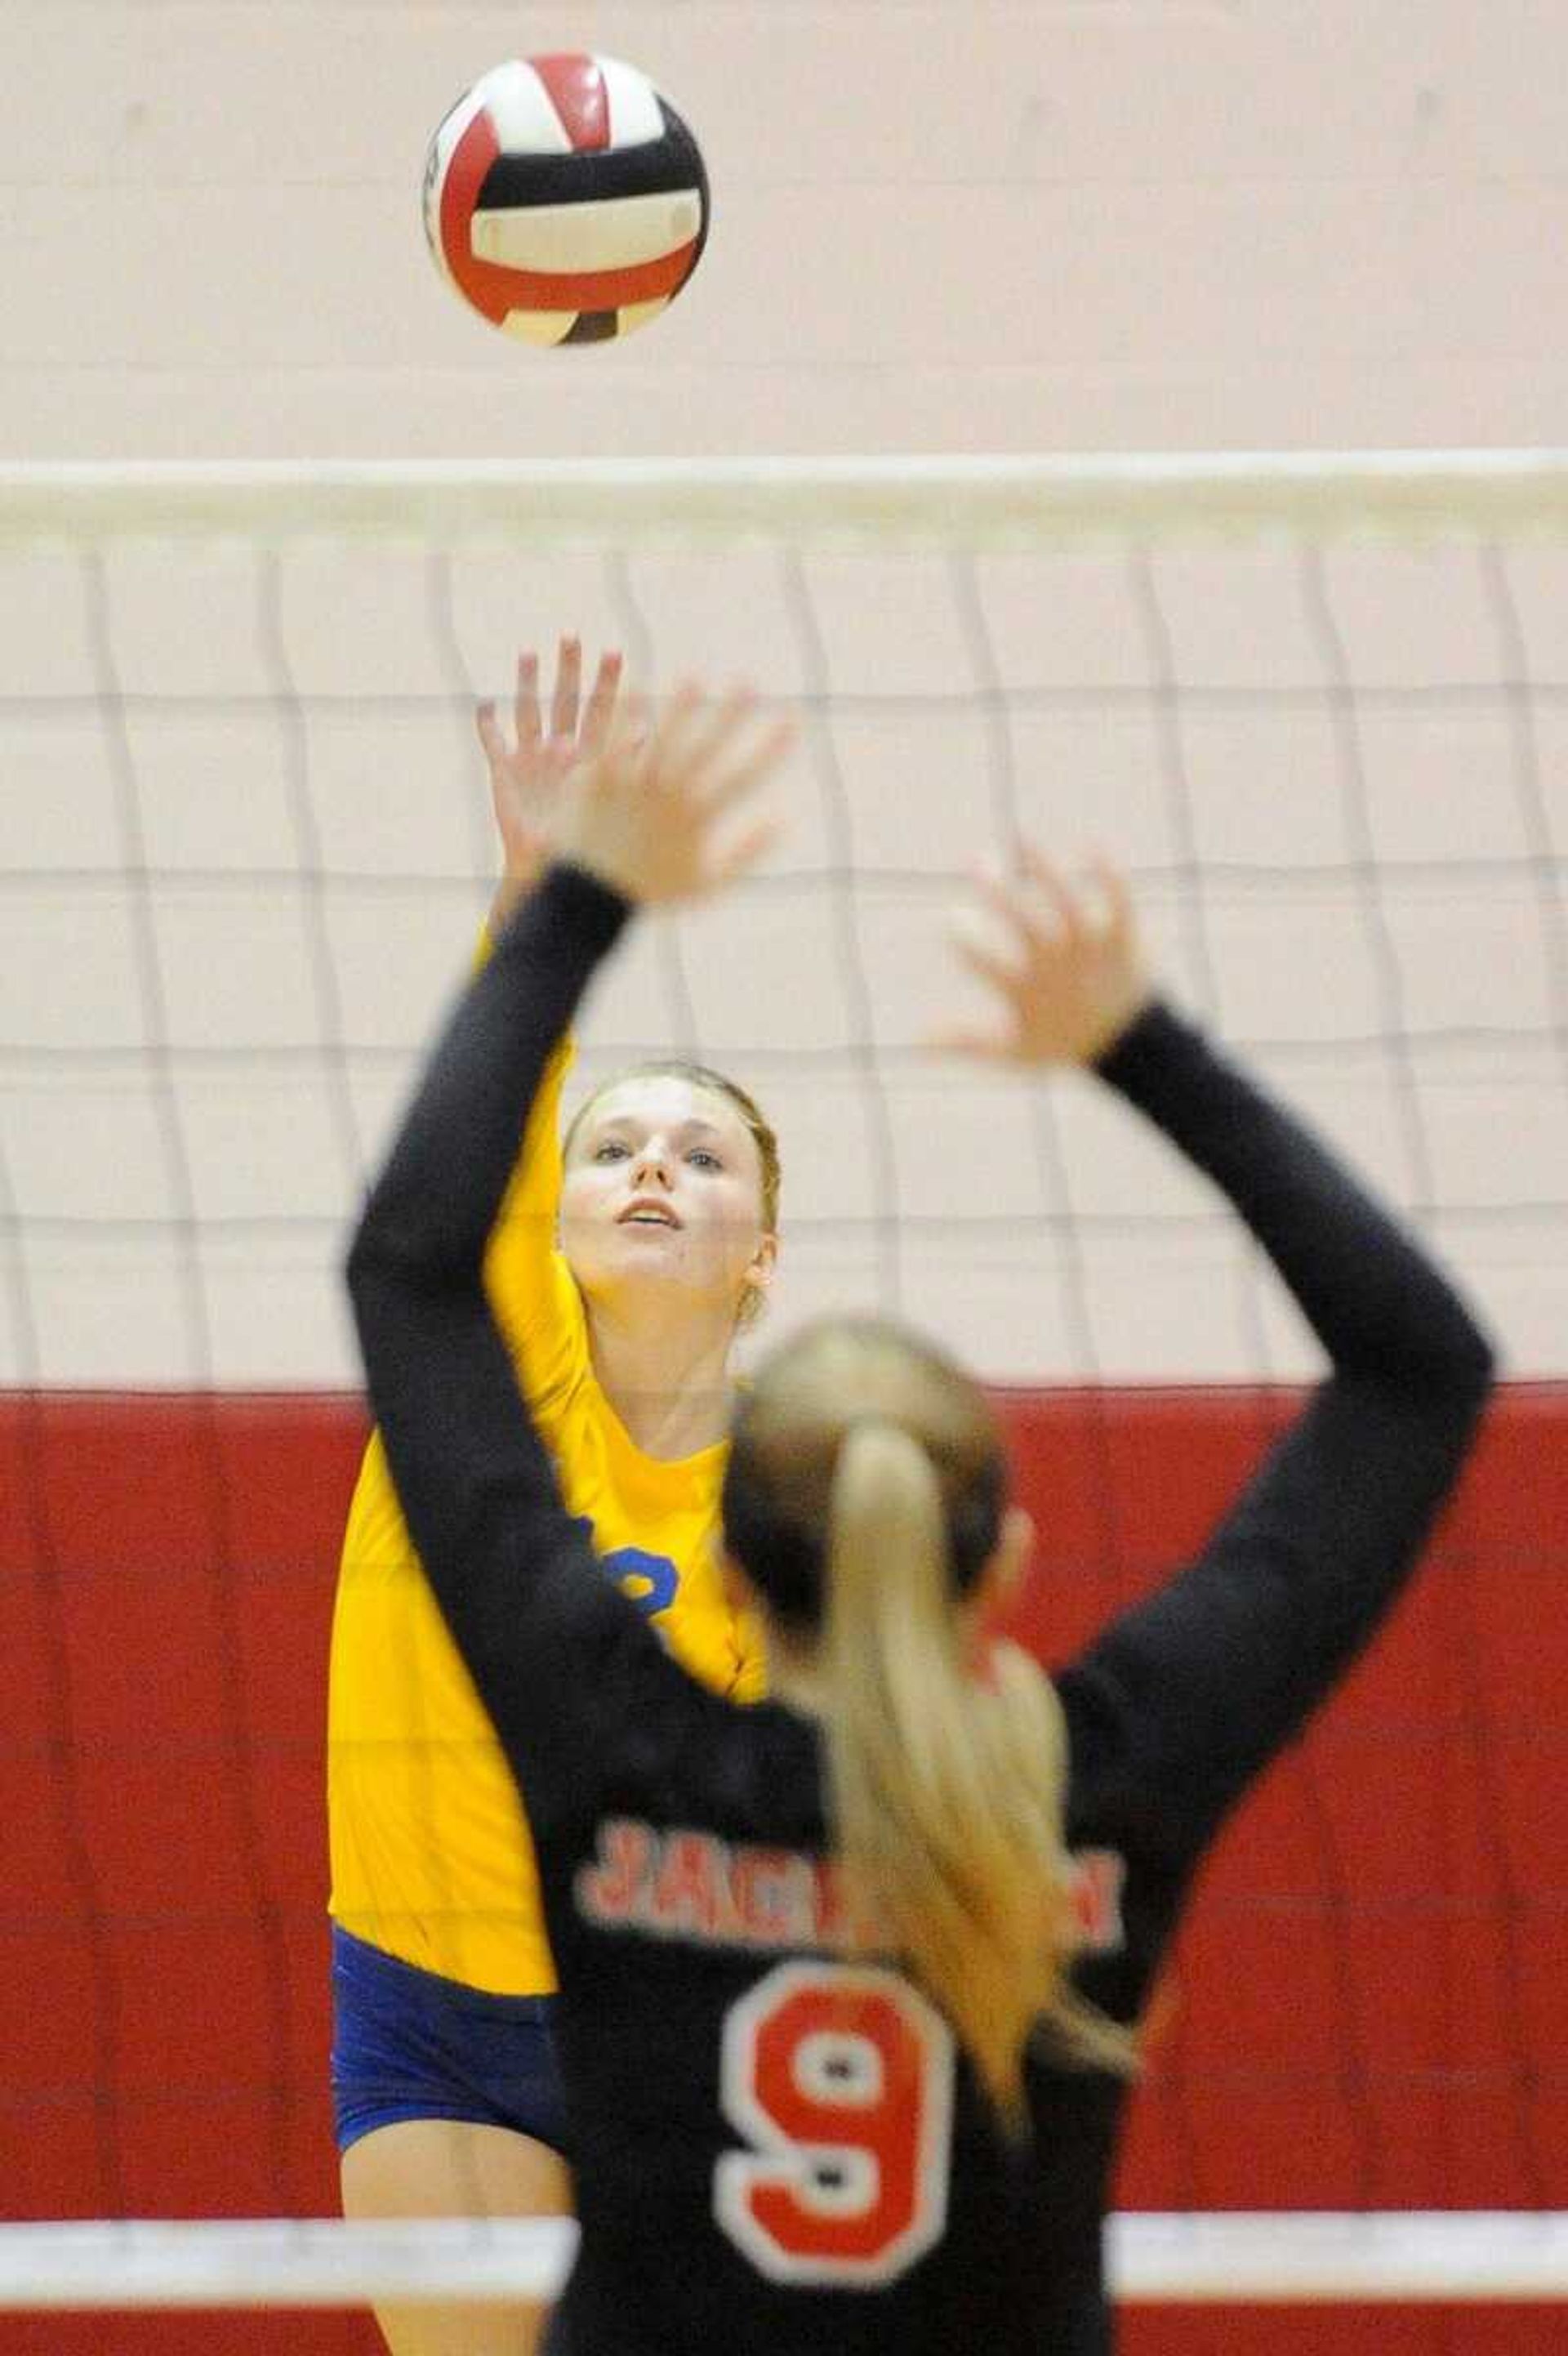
left=478, top=636, right=625, bottom=1403
left=1065, top=996, right=1493, bottom=1855
left=345, top=686, right=792, bottom=1809
left=939, top=850, right=1495, bottom=1858
left=336, top=640, right=622, bottom=1574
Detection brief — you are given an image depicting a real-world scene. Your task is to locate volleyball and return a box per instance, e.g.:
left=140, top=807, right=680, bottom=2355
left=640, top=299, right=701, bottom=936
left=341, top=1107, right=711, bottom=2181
left=421, top=53, right=710, bottom=347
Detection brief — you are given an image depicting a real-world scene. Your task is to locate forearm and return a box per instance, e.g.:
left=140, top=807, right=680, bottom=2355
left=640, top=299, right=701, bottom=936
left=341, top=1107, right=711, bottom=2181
left=346, top=861, right=627, bottom=1580
left=1063, top=1000, right=1498, bottom=1857
left=344, top=862, right=634, bottom=1755
left=350, top=863, right=628, bottom=1297
left=1095, top=1001, right=1495, bottom=1400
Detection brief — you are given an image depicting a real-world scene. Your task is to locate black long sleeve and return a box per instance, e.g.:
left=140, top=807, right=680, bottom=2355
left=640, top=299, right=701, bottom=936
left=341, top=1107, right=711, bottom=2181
left=352, top=860, right=627, bottom=1289
left=1059, top=1001, right=1496, bottom=1869
left=345, top=861, right=670, bottom=1821
left=1096, top=1001, right=1492, bottom=1398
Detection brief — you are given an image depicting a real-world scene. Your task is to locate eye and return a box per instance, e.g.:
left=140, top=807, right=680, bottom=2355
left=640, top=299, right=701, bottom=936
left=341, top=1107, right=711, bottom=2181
left=592, top=1140, right=630, bottom=1163
left=687, top=1148, right=723, bottom=1171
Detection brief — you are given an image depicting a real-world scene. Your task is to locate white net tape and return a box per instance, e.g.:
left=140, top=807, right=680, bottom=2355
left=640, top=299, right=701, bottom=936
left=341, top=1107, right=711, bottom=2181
left=5, top=450, right=1568, bottom=546
left=1, top=2213, right=1566, bottom=2309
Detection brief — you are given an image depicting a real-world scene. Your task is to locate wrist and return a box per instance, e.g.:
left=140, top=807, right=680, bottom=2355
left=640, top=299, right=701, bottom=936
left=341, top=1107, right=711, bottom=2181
left=541, top=857, right=638, bottom=928
left=1085, top=981, right=1156, bottom=1067
left=545, top=829, right=644, bottom=907
left=1090, top=990, right=1172, bottom=1080
left=490, top=863, right=541, bottom=930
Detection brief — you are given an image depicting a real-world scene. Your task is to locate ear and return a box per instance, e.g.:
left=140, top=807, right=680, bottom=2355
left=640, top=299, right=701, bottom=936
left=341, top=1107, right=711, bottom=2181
left=737, top=1231, right=779, bottom=1330
left=746, top=1231, right=778, bottom=1296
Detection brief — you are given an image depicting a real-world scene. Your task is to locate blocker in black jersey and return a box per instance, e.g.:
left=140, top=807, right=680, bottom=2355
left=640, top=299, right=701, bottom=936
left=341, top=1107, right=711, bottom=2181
left=349, top=861, right=1494, bottom=2356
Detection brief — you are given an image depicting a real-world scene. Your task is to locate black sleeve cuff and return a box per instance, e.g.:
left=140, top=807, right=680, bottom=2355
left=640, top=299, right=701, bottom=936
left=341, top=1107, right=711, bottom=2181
left=508, top=859, right=635, bottom=954
left=1090, top=996, right=1191, bottom=1093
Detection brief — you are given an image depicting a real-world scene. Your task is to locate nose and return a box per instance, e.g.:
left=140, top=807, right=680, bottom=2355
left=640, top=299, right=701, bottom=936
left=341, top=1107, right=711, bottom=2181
left=631, top=1140, right=673, bottom=1189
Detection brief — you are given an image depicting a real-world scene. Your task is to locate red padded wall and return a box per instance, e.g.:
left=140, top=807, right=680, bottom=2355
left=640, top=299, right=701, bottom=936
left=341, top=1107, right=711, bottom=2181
left=2, top=1384, right=1564, bottom=2354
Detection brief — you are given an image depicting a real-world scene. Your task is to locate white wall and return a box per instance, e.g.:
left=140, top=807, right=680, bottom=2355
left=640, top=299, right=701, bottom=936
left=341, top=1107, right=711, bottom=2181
left=4, top=2, right=1566, bottom=459
left=1, top=5, right=1565, bottom=1388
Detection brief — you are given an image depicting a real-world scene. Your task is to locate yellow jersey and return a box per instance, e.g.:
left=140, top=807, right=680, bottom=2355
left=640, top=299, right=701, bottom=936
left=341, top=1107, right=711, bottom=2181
left=327, top=1032, right=765, bottom=1992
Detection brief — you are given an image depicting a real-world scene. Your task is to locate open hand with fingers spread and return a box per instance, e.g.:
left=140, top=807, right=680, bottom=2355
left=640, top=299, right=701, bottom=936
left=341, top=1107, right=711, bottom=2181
left=477, top=635, right=625, bottom=930
left=551, top=680, right=794, bottom=909
left=939, top=846, right=1152, bottom=1068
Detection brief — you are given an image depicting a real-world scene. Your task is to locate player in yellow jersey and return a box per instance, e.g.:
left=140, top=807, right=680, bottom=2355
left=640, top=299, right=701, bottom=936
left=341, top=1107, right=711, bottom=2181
left=327, top=640, right=780, bottom=2356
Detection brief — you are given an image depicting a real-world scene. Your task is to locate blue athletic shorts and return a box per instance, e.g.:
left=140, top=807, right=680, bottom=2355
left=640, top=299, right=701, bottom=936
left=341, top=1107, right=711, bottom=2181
left=330, top=1923, right=569, bottom=2158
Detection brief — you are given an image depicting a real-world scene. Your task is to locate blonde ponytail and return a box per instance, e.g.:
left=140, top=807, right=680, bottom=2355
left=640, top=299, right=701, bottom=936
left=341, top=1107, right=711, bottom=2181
left=723, top=1315, right=1136, bottom=2123
left=821, top=1419, right=1134, bottom=2122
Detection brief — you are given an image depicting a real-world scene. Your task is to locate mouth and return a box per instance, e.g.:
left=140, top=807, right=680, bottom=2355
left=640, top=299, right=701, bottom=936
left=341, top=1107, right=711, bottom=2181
left=617, top=1201, right=682, bottom=1230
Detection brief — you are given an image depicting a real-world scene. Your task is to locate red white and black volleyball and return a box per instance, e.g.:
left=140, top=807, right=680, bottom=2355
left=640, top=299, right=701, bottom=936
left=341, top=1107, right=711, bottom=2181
left=422, top=54, right=710, bottom=346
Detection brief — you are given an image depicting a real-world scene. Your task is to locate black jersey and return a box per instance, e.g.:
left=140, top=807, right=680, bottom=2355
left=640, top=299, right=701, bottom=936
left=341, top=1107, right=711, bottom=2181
left=348, top=862, right=1494, bottom=2356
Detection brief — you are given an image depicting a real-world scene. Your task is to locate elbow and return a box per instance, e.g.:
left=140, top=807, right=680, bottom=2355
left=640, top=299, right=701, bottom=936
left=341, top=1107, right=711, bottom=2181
left=1457, top=1315, right=1499, bottom=1408
left=344, top=1199, right=477, bottom=1324
left=1425, top=1294, right=1499, bottom=1420
left=1359, top=1286, right=1499, bottom=1421
left=342, top=1211, right=436, bottom=1413
left=344, top=1210, right=387, bottom=1312
left=343, top=1198, right=425, bottom=1327
left=343, top=1218, right=394, bottom=1373
left=1447, top=1269, right=1499, bottom=1394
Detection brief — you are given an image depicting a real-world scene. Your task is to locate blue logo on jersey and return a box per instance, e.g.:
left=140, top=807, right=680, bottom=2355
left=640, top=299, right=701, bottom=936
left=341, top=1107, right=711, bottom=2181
left=567, top=1516, right=679, bottom=1618
left=602, top=1546, right=679, bottom=1617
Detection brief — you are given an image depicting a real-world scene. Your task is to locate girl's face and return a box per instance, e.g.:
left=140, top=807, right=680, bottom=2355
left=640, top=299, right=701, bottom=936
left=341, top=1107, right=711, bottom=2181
left=559, top=1074, right=776, bottom=1321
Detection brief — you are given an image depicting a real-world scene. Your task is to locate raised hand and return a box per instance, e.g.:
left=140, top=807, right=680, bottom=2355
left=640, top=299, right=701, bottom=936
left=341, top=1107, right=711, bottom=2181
left=552, top=680, right=793, bottom=908
left=476, top=635, right=624, bottom=928
left=938, top=847, right=1152, bottom=1068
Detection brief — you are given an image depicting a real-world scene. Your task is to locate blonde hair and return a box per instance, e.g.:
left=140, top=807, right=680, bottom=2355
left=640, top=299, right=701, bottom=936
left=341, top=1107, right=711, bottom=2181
left=563, top=1060, right=779, bottom=1329
left=723, top=1319, right=1135, bottom=2122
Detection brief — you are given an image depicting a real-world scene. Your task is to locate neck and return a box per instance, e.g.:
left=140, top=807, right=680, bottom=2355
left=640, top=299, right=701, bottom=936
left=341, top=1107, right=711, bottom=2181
left=586, top=1295, right=738, bottom=1459
left=761, top=1649, right=826, bottom=1718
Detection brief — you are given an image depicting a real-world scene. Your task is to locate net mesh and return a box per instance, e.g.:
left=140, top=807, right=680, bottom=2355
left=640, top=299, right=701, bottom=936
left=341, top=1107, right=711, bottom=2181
left=1, top=457, right=1565, bottom=2346
left=3, top=457, right=1567, bottom=1389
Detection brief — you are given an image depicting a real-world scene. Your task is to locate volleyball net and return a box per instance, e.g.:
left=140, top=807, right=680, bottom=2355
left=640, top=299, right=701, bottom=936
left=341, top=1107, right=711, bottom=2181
left=2, top=2210, right=1566, bottom=2308
left=5, top=452, right=1567, bottom=1390
left=2, top=453, right=1565, bottom=2344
